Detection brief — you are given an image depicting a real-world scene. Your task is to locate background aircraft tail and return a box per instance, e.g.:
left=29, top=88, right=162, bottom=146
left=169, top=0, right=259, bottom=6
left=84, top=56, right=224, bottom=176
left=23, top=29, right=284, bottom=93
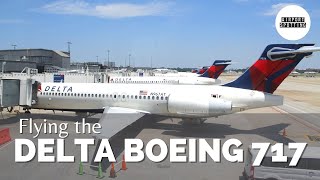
left=196, top=67, right=208, bottom=74
left=224, top=44, right=320, bottom=94
left=200, top=60, right=232, bottom=79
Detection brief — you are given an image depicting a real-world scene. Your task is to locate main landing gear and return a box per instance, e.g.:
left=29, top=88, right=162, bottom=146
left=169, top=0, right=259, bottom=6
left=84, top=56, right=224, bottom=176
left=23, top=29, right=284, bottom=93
left=182, top=118, right=207, bottom=125
left=23, top=108, right=31, bottom=114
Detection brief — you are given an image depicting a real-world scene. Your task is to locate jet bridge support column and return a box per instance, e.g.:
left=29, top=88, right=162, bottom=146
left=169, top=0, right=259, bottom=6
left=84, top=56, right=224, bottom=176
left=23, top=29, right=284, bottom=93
left=19, top=79, right=39, bottom=107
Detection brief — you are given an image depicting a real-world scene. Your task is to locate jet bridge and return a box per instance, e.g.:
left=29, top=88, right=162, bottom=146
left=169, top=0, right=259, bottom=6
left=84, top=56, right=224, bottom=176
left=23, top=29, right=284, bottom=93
left=0, top=78, right=39, bottom=110
left=0, top=67, right=40, bottom=111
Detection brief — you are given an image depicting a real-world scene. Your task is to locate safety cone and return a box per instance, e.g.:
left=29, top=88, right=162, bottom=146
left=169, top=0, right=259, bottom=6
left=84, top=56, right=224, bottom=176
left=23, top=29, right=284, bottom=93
left=97, top=162, right=104, bottom=179
left=109, top=162, right=117, bottom=178
left=121, top=154, right=127, bottom=171
left=77, top=162, right=84, bottom=175
left=282, top=128, right=287, bottom=136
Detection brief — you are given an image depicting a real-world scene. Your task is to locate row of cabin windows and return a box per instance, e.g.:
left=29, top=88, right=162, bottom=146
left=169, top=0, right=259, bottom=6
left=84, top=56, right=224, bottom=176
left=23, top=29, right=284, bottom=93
left=39, top=92, right=168, bottom=101
left=113, top=80, right=177, bottom=84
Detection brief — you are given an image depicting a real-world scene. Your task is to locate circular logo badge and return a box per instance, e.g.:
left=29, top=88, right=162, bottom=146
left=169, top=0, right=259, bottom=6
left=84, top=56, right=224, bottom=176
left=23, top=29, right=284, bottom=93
left=275, top=5, right=311, bottom=41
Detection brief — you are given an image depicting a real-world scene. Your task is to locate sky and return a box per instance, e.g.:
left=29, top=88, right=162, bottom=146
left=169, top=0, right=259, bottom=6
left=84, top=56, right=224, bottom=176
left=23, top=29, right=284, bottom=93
left=0, top=0, right=319, bottom=69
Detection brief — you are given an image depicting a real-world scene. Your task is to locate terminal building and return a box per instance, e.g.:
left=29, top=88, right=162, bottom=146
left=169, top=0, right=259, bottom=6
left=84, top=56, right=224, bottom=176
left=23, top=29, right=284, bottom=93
left=0, top=49, right=70, bottom=73
left=69, top=61, right=116, bottom=72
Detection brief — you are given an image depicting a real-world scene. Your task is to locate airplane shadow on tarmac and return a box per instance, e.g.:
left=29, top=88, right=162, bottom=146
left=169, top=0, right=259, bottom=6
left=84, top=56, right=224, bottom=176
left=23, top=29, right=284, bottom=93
left=89, top=114, right=294, bottom=172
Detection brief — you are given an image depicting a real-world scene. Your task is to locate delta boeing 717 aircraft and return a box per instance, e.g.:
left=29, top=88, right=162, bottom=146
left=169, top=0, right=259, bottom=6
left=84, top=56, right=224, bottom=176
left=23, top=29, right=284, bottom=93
left=33, top=44, right=320, bottom=139
left=108, top=60, right=231, bottom=85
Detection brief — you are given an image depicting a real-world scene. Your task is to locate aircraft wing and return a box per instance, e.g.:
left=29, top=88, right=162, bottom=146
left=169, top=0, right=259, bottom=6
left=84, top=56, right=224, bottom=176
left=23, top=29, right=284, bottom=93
left=96, top=107, right=149, bottom=139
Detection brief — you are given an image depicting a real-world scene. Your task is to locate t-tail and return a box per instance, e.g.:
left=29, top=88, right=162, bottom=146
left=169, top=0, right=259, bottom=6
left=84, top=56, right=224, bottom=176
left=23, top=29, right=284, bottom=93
left=200, top=60, right=232, bottom=79
left=195, top=67, right=208, bottom=74
left=224, top=44, right=320, bottom=94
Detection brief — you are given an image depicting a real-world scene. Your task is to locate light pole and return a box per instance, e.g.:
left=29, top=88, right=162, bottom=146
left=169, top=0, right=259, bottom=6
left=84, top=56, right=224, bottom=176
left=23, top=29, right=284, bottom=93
left=96, top=56, right=99, bottom=63
left=107, top=50, right=110, bottom=67
left=11, top=44, right=17, bottom=50
left=67, top=42, right=72, bottom=54
left=129, top=54, right=131, bottom=67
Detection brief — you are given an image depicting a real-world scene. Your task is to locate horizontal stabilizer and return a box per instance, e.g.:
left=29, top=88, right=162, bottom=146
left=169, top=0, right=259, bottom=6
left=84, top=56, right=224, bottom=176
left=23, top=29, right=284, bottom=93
left=268, top=46, right=320, bottom=56
left=213, top=60, right=232, bottom=65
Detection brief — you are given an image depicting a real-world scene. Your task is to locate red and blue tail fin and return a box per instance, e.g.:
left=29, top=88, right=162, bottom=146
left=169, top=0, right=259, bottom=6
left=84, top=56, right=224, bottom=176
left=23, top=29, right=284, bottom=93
left=191, top=69, right=198, bottom=73
left=200, top=60, right=232, bottom=79
left=224, top=44, right=320, bottom=94
left=196, top=67, right=208, bottom=74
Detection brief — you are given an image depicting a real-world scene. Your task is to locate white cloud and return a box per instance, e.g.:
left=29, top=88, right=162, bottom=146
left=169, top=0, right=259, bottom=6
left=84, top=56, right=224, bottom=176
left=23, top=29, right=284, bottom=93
left=40, top=0, right=174, bottom=19
left=263, top=3, right=300, bottom=16
left=0, top=19, right=24, bottom=24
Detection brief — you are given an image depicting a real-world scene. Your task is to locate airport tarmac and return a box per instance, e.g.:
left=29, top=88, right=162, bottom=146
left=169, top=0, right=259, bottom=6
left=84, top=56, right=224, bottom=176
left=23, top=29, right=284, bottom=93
left=0, top=76, right=319, bottom=180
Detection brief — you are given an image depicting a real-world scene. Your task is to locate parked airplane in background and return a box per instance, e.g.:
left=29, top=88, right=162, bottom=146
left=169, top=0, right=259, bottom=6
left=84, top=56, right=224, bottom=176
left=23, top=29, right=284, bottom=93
left=156, top=60, right=231, bottom=77
left=108, top=60, right=231, bottom=85
left=191, top=60, right=231, bottom=75
left=33, top=44, right=320, bottom=139
left=191, top=66, right=208, bottom=74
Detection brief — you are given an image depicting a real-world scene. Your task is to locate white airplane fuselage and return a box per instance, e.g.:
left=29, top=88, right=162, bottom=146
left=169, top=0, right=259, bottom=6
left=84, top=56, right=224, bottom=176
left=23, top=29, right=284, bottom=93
left=109, top=76, right=221, bottom=85
left=153, top=72, right=199, bottom=77
left=33, top=83, right=283, bottom=118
